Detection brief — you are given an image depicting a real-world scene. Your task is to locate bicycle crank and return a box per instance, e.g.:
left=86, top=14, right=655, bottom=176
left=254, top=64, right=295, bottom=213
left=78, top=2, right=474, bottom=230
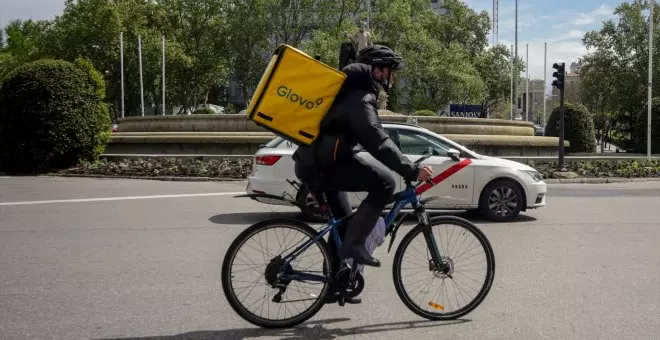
left=335, top=266, right=365, bottom=306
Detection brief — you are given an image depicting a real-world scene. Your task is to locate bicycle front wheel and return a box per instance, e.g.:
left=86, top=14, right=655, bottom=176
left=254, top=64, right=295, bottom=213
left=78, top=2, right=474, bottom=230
left=221, top=218, right=334, bottom=328
left=392, top=215, right=495, bottom=320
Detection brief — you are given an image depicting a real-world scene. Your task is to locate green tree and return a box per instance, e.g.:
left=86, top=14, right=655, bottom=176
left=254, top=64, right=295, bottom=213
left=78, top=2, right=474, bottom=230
left=225, top=0, right=273, bottom=108
left=298, top=0, right=363, bottom=68
left=160, top=0, right=231, bottom=113
left=0, top=19, right=50, bottom=81
left=0, top=0, right=514, bottom=120
left=475, top=44, right=523, bottom=115
left=581, top=0, right=660, bottom=151
left=267, top=0, right=318, bottom=47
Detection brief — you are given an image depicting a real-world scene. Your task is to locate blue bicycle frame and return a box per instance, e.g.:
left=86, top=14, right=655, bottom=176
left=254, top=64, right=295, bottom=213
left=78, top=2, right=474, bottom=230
left=278, top=182, right=445, bottom=284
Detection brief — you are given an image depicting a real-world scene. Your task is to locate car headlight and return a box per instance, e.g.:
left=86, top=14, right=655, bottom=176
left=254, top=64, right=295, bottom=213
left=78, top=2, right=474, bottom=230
left=522, top=170, right=543, bottom=182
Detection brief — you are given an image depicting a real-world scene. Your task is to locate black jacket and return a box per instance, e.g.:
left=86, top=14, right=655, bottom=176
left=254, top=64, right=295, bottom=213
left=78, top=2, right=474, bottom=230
left=293, top=63, right=419, bottom=182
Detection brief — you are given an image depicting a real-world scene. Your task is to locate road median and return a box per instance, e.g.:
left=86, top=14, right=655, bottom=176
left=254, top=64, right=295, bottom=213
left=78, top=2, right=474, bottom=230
left=47, top=156, right=660, bottom=184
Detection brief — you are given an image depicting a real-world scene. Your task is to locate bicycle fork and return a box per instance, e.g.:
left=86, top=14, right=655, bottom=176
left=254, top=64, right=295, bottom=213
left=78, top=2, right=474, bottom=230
left=416, top=205, right=452, bottom=278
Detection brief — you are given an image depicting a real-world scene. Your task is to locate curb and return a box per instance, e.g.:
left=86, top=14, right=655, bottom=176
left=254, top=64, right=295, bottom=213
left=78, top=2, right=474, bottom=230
left=544, top=177, right=660, bottom=184
left=48, top=173, right=246, bottom=182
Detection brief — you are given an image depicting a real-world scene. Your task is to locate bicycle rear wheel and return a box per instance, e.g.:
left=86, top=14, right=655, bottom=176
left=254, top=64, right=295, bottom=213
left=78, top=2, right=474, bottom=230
left=392, top=215, right=495, bottom=320
left=221, top=218, right=334, bottom=328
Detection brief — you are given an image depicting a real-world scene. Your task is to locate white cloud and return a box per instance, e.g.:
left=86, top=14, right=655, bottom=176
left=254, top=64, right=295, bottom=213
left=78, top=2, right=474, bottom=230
left=492, top=4, right=615, bottom=94
left=572, top=4, right=614, bottom=26
left=499, top=38, right=592, bottom=95
left=574, top=14, right=595, bottom=26
left=568, top=29, right=585, bottom=39
left=592, top=4, right=613, bottom=16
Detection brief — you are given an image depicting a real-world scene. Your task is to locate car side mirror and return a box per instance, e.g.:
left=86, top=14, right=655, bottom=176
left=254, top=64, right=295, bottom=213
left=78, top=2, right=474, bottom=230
left=447, top=148, right=460, bottom=161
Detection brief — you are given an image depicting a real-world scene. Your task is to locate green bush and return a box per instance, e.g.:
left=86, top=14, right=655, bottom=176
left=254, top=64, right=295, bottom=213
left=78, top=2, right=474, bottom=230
left=413, top=109, right=437, bottom=117
left=0, top=59, right=111, bottom=174
left=54, top=157, right=660, bottom=180
left=544, top=102, right=596, bottom=153
left=631, top=97, right=660, bottom=153
left=61, top=158, right=252, bottom=178
left=193, top=107, right=216, bottom=115
left=527, top=159, right=660, bottom=179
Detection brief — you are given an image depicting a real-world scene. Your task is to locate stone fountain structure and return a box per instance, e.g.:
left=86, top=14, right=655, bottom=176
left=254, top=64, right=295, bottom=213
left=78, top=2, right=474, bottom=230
left=107, top=111, right=568, bottom=158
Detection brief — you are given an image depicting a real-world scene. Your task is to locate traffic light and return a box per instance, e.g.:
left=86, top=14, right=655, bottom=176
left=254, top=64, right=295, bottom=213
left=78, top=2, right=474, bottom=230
left=552, top=62, right=565, bottom=90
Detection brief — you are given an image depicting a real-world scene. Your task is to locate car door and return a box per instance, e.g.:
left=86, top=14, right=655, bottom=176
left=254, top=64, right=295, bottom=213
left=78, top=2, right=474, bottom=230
left=392, top=127, right=476, bottom=208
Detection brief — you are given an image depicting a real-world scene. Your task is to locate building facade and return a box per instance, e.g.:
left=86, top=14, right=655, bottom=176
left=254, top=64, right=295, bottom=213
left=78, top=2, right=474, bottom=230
left=514, top=77, right=545, bottom=122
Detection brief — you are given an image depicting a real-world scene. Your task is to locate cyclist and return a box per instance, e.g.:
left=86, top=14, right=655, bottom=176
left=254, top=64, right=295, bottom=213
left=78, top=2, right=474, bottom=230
left=293, top=45, right=433, bottom=300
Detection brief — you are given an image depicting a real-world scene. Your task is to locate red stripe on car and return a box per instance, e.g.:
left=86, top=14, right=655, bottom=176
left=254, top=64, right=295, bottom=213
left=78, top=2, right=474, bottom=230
left=416, top=158, right=473, bottom=195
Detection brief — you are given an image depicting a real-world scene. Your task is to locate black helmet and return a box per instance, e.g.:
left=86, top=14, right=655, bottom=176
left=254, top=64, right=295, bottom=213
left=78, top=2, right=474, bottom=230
left=356, top=44, right=404, bottom=71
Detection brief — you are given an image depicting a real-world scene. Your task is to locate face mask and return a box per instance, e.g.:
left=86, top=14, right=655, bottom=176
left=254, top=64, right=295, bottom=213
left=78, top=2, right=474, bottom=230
left=374, top=67, right=393, bottom=94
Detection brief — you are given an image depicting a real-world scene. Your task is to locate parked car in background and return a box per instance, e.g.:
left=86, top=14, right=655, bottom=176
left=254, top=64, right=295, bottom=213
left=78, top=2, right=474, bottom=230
left=237, top=123, right=547, bottom=222
left=172, top=104, right=226, bottom=115
left=534, top=125, right=544, bottom=136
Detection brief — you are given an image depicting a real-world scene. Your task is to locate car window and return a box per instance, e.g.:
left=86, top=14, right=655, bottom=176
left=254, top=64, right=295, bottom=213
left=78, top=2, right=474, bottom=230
left=396, top=129, right=452, bottom=156
left=264, top=137, right=283, bottom=148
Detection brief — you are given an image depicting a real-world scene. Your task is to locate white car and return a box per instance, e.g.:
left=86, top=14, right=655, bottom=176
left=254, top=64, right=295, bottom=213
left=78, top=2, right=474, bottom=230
left=238, top=122, right=547, bottom=222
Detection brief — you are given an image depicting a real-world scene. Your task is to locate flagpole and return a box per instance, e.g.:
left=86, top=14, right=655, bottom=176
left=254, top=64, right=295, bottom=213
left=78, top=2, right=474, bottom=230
left=544, top=42, right=547, bottom=128
left=510, top=44, right=514, bottom=120
left=162, top=34, right=166, bottom=116
left=526, top=43, right=529, bottom=121
left=120, top=32, right=125, bottom=118
left=514, top=0, right=519, bottom=119
left=138, top=35, right=144, bottom=117
left=648, top=0, right=654, bottom=158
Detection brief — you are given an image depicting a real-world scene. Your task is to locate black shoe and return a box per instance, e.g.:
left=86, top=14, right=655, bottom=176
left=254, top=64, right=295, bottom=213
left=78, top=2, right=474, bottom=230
left=340, top=243, right=381, bottom=267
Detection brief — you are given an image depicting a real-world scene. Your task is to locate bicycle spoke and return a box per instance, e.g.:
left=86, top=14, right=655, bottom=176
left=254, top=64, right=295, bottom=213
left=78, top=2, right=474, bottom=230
left=223, top=221, right=333, bottom=326
left=394, top=218, right=494, bottom=319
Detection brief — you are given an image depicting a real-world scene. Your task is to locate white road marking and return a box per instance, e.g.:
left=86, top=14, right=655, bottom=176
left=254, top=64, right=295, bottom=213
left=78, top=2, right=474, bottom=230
left=0, top=176, right=10, bottom=179
left=0, top=192, right=246, bottom=206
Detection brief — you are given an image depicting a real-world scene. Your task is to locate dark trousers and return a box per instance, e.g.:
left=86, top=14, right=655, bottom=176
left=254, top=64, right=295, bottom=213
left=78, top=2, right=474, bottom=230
left=294, top=156, right=396, bottom=269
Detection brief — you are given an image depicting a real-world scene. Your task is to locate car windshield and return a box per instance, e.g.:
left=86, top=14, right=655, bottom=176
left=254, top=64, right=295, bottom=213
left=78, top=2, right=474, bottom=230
left=264, top=137, right=283, bottom=148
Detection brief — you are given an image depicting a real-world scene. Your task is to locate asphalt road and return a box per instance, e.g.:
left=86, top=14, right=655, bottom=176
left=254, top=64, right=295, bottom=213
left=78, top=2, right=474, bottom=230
left=1, top=176, right=659, bottom=340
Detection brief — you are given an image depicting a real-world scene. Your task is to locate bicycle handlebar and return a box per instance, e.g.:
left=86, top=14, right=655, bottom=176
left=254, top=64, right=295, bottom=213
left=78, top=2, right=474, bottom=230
left=414, top=152, right=433, bottom=165
left=407, top=148, right=435, bottom=188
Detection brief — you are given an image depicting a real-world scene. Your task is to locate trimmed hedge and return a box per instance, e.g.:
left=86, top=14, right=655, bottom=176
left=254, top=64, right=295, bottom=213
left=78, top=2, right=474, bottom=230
left=193, top=107, right=216, bottom=115
left=54, top=157, right=660, bottom=180
left=61, top=158, right=252, bottom=178
left=0, top=58, right=111, bottom=174
left=527, top=159, right=660, bottom=179
left=544, top=102, right=596, bottom=153
left=412, top=109, right=437, bottom=117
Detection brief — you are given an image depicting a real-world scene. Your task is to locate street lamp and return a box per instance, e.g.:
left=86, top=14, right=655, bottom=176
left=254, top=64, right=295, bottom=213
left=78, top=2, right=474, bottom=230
left=648, top=0, right=654, bottom=158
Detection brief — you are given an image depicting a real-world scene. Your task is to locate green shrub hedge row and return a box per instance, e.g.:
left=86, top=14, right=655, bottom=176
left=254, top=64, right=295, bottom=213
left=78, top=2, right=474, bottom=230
left=52, top=157, right=660, bottom=180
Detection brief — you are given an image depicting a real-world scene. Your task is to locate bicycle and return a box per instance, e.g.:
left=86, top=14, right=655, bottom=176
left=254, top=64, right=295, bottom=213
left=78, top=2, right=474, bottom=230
left=221, top=149, right=496, bottom=328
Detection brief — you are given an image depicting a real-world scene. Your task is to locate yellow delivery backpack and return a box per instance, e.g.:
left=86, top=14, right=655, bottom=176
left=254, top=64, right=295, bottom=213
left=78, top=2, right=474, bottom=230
left=246, top=44, right=347, bottom=146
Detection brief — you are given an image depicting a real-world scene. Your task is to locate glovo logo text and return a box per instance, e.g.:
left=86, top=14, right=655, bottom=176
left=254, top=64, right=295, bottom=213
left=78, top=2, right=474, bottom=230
left=276, top=85, right=323, bottom=110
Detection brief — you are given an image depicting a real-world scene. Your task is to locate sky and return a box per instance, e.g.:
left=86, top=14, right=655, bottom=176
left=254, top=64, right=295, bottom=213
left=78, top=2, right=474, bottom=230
left=0, top=0, right=632, bottom=87
left=463, top=0, right=626, bottom=87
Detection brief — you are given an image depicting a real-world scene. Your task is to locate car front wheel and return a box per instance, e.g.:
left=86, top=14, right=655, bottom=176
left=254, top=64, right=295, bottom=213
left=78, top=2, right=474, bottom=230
left=479, top=179, right=524, bottom=222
